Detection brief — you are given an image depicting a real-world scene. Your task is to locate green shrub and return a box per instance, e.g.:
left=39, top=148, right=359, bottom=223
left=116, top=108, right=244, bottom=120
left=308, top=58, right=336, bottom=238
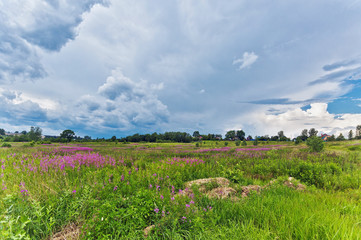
left=306, top=136, right=324, bottom=152
left=1, top=143, right=11, bottom=148
left=235, top=141, right=240, bottom=146
left=295, top=137, right=303, bottom=145
left=224, top=142, right=228, bottom=146
left=241, top=140, right=247, bottom=146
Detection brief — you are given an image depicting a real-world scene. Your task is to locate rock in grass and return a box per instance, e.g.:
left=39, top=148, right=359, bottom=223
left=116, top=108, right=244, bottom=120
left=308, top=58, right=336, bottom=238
left=184, top=177, right=230, bottom=193
left=51, top=223, right=80, bottom=240
left=241, top=185, right=262, bottom=198
left=144, top=225, right=155, bottom=238
left=206, top=187, right=238, bottom=200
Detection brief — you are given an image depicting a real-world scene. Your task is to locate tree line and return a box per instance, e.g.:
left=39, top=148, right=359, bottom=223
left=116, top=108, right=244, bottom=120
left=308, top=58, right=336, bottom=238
left=1, top=126, right=360, bottom=144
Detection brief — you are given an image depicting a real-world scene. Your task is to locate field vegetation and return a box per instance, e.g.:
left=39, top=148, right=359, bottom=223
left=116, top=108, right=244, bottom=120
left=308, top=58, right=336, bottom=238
left=1, top=140, right=361, bottom=239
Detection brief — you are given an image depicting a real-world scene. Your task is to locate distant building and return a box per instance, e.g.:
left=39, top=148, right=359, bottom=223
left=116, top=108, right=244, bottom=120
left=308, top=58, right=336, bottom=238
left=321, top=134, right=331, bottom=141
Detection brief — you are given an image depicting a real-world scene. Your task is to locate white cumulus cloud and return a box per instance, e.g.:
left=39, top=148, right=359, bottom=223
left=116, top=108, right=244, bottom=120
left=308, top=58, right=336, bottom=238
left=233, top=52, right=258, bottom=70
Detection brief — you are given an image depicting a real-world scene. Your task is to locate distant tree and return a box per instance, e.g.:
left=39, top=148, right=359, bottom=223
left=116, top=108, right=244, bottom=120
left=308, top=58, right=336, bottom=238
left=348, top=130, right=353, bottom=140
left=308, top=128, right=318, bottom=137
left=60, top=129, right=75, bottom=142
left=336, top=133, right=345, bottom=141
left=278, top=131, right=285, bottom=139
left=0, top=128, right=5, bottom=135
left=21, top=130, right=27, bottom=135
left=28, top=127, right=42, bottom=141
left=193, top=131, right=200, bottom=138
left=111, top=136, right=117, bottom=141
left=270, top=135, right=279, bottom=141
left=84, top=136, right=92, bottom=140
left=225, top=130, right=236, bottom=140
left=236, top=130, right=245, bottom=140
left=300, top=129, right=308, bottom=141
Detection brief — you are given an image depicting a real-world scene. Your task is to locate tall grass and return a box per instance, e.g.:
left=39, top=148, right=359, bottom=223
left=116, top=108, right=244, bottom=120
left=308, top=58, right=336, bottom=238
left=1, top=141, right=361, bottom=239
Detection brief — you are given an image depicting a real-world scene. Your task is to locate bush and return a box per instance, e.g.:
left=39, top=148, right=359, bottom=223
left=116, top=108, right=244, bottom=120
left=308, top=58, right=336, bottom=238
left=306, top=136, right=324, bottom=152
left=253, top=139, right=258, bottom=146
left=1, top=143, right=11, bottom=148
left=295, top=137, right=303, bottom=145
left=242, top=140, right=247, bottom=146
left=235, top=141, right=241, bottom=146
left=224, top=142, right=229, bottom=146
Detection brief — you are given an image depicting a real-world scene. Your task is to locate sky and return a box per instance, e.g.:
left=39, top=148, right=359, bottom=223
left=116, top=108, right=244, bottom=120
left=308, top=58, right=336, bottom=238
left=1, top=0, right=361, bottom=139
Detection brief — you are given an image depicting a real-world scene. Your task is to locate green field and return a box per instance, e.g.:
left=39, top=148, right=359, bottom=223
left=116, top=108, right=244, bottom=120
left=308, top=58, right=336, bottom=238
left=1, top=141, right=361, bottom=239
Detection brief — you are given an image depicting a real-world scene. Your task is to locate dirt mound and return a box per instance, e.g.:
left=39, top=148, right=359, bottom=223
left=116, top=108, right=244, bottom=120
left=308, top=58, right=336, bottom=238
left=184, top=177, right=230, bottom=193
left=50, top=223, right=80, bottom=240
left=283, top=177, right=306, bottom=191
left=207, top=187, right=237, bottom=199
left=241, top=185, right=262, bottom=198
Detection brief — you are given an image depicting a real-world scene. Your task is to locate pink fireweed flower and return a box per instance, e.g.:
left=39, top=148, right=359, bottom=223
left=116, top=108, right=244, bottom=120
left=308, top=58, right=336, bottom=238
left=72, top=190, right=76, bottom=194
left=171, top=196, right=175, bottom=201
left=186, top=204, right=190, bottom=208
left=121, top=175, right=124, bottom=181
left=154, top=208, right=159, bottom=213
left=153, top=173, right=157, bottom=177
left=160, top=195, right=164, bottom=200
left=114, top=186, right=118, bottom=191
left=149, top=184, right=153, bottom=188
left=156, top=185, right=160, bottom=191
left=189, top=200, right=195, bottom=204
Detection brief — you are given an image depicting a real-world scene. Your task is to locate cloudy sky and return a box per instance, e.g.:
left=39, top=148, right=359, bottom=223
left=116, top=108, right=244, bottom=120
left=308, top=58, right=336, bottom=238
left=1, top=0, right=361, bottom=138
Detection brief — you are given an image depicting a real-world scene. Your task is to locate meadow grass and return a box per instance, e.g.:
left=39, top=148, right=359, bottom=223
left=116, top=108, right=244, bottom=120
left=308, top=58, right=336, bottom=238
left=1, top=141, right=361, bottom=239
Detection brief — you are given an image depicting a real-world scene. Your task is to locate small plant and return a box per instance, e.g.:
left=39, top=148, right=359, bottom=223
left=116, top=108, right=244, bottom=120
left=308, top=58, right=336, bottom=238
left=235, top=141, right=241, bottom=146
left=224, top=142, right=229, bottom=146
left=241, top=140, right=247, bottom=146
left=295, top=137, right=303, bottom=145
left=1, top=142, right=11, bottom=148
left=195, top=142, right=200, bottom=147
left=253, top=139, right=258, bottom=146
left=204, top=180, right=220, bottom=191
left=306, top=136, right=324, bottom=152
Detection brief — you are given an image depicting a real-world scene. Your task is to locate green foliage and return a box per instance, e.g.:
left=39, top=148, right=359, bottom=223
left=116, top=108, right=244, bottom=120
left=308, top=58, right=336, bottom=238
left=224, top=142, right=228, bottom=146
left=1, top=141, right=361, bottom=239
left=27, top=126, right=42, bottom=141
left=306, top=136, right=324, bottom=152
left=60, top=129, right=75, bottom=142
left=235, top=141, right=240, bottom=146
left=1, top=143, right=11, bottom=148
left=241, top=140, right=247, bottom=146
left=295, top=137, right=303, bottom=145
